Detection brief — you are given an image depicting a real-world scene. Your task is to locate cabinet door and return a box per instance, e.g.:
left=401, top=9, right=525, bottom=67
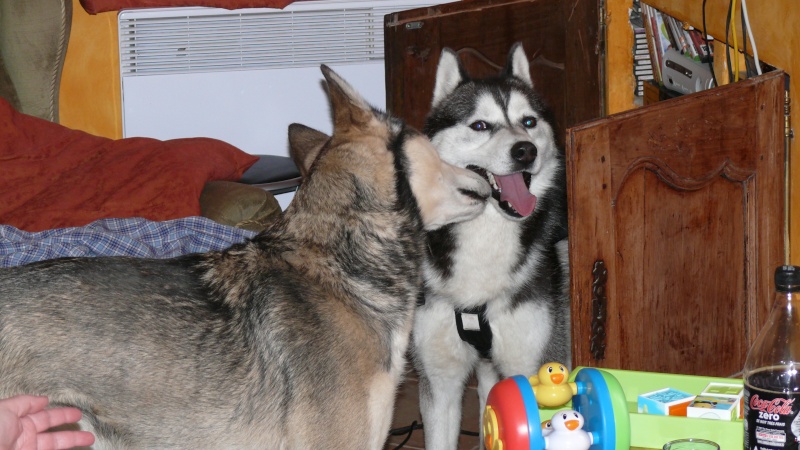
left=567, top=71, right=787, bottom=377
left=384, top=0, right=602, bottom=137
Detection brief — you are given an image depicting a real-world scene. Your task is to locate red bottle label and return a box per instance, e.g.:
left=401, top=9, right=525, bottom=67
left=745, top=386, right=800, bottom=449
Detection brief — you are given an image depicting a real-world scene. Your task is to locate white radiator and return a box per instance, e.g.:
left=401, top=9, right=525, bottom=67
left=118, top=0, right=443, bottom=207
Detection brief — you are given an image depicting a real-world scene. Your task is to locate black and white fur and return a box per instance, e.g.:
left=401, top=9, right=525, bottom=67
left=412, top=43, right=570, bottom=449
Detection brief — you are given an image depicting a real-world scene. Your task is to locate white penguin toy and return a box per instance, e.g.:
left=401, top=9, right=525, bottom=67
left=544, top=410, right=593, bottom=450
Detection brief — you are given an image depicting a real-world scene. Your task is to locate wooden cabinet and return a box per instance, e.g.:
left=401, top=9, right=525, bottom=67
left=385, top=0, right=787, bottom=377
left=567, top=71, right=786, bottom=377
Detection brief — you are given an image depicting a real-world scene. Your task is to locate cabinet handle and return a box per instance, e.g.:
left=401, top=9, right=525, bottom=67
left=590, top=260, right=607, bottom=361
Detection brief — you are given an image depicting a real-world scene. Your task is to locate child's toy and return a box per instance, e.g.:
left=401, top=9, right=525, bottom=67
left=686, top=395, right=738, bottom=421
left=700, top=382, right=744, bottom=418
left=544, top=410, right=593, bottom=450
left=483, top=374, right=543, bottom=450
left=637, top=387, right=695, bottom=416
left=541, top=420, right=553, bottom=436
left=702, top=382, right=744, bottom=398
left=483, top=363, right=630, bottom=450
left=484, top=366, right=746, bottom=449
left=530, top=362, right=578, bottom=407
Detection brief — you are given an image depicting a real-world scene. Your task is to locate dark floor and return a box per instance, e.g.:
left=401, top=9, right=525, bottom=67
left=384, top=369, right=481, bottom=450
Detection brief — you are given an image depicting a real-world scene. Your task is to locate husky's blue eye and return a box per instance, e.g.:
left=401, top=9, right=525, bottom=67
left=469, top=121, right=491, bottom=131
left=522, top=116, right=537, bottom=128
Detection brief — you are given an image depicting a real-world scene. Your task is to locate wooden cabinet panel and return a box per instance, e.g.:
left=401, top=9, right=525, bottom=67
left=566, top=71, right=786, bottom=377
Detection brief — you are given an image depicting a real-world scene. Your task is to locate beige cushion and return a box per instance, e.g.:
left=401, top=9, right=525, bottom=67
left=200, top=181, right=282, bottom=233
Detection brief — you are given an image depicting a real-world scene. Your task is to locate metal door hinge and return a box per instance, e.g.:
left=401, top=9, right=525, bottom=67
left=590, top=260, right=608, bottom=361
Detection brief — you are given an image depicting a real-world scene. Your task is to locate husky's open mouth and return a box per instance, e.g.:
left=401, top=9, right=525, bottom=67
left=467, top=165, right=536, bottom=218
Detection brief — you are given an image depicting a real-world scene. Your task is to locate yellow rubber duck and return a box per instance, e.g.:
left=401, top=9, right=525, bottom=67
left=530, top=362, right=578, bottom=407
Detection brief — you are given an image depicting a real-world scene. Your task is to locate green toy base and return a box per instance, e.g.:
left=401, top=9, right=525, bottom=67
left=540, top=368, right=743, bottom=449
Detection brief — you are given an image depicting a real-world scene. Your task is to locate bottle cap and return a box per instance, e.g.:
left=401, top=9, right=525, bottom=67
left=775, top=265, right=800, bottom=292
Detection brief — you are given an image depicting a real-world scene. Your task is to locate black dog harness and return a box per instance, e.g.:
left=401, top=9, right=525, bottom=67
left=455, top=304, right=493, bottom=359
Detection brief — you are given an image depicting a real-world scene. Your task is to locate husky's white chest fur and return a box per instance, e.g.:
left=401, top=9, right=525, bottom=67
left=424, top=206, right=536, bottom=309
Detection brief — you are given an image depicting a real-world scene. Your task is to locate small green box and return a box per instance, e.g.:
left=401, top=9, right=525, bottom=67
left=539, top=368, right=743, bottom=449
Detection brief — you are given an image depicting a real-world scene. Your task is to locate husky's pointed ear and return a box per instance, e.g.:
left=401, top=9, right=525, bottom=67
left=431, top=48, right=466, bottom=108
left=503, top=42, right=533, bottom=87
left=321, top=65, right=374, bottom=132
left=288, top=123, right=330, bottom=178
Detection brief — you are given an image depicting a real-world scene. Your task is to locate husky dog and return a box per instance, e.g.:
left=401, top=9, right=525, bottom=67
left=413, top=43, right=571, bottom=449
left=0, top=66, right=490, bottom=449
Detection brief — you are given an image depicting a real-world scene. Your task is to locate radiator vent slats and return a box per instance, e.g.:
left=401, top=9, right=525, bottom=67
left=119, top=3, right=428, bottom=76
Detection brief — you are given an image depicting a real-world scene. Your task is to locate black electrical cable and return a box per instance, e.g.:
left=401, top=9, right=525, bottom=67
left=725, top=0, right=734, bottom=81
left=740, top=3, right=747, bottom=57
left=701, top=0, right=719, bottom=87
left=388, top=422, right=480, bottom=449
left=389, top=421, right=422, bottom=450
left=740, top=0, right=757, bottom=77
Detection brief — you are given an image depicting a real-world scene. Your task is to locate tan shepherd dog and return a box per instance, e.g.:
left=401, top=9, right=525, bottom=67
left=0, top=66, right=490, bottom=449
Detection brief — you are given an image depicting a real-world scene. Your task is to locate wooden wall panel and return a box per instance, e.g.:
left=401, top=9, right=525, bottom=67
left=59, top=0, right=121, bottom=139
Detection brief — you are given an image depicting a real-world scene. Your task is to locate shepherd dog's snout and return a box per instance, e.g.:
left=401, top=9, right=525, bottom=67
left=511, top=141, right=537, bottom=166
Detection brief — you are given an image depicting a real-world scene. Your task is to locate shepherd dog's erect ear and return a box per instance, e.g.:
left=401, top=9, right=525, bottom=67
left=288, top=123, right=330, bottom=179
left=431, top=48, right=467, bottom=109
left=320, top=64, right=375, bottom=134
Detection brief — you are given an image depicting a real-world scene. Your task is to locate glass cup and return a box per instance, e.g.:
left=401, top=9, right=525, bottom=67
left=662, top=439, right=720, bottom=450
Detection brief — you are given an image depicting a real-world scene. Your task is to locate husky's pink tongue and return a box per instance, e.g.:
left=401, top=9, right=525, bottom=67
left=495, top=173, right=537, bottom=216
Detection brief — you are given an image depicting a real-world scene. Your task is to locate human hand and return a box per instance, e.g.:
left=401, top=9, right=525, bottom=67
left=0, top=395, right=95, bottom=450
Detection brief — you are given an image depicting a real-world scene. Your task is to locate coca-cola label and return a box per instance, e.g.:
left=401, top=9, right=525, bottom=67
left=751, top=395, right=796, bottom=416
left=746, top=387, right=800, bottom=449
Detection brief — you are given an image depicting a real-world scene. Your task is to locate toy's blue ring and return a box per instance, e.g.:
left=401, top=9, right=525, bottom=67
left=573, top=368, right=616, bottom=450
left=510, top=375, right=545, bottom=450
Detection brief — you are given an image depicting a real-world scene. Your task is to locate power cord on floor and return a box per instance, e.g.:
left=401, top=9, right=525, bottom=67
left=389, top=421, right=422, bottom=449
left=389, top=422, right=479, bottom=449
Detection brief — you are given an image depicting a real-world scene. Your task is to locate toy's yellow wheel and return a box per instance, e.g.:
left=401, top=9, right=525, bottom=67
left=483, top=405, right=504, bottom=450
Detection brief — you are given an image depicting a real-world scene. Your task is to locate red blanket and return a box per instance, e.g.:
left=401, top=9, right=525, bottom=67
left=0, top=98, right=257, bottom=232
left=80, top=0, right=295, bottom=14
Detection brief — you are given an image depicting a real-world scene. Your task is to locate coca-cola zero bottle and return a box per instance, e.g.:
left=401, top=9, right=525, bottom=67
left=744, top=265, right=800, bottom=449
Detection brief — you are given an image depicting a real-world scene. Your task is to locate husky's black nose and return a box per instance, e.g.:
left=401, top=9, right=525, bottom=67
left=511, top=141, right=537, bottom=166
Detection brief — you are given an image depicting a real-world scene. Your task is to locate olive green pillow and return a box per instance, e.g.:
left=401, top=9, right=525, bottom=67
left=0, top=53, right=21, bottom=112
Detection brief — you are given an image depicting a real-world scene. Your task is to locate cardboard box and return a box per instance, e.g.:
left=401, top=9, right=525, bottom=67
left=701, top=382, right=744, bottom=418
left=702, top=383, right=744, bottom=397
left=638, top=387, right=695, bottom=416
left=687, top=395, right=738, bottom=421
